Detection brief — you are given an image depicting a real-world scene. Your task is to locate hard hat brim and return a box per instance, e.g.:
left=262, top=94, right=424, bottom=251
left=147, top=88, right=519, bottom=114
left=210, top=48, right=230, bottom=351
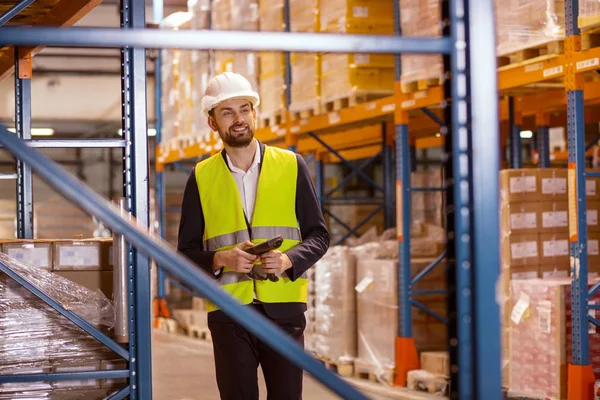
left=202, top=90, right=261, bottom=116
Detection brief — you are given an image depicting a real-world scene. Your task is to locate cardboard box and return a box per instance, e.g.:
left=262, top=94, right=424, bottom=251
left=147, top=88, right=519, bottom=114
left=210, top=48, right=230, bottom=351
left=502, top=233, right=540, bottom=267
left=539, top=201, right=569, bottom=233
left=539, top=168, right=568, bottom=201
left=539, top=233, right=570, bottom=267
left=53, top=240, right=104, bottom=271
left=588, top=201, right=600, bottom=232
left=420, top=351, right=449, bottom=377
left=509, top=264, right=540, bottom=280
left=54, top=270, right=113, bottom=300
left=587, top=169, right=600, bottom=201
left=540, top=264, right=570, bottom=279
left=500, top=169, right=540, bottom=203
left=1, top=240, right=53, bottom=270
left=501, top=201, right=540, bottom=234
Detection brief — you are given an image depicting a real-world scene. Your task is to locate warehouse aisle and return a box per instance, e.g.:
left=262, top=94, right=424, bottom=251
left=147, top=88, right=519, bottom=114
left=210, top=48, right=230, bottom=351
left=151, top=330, right=442, bottom=400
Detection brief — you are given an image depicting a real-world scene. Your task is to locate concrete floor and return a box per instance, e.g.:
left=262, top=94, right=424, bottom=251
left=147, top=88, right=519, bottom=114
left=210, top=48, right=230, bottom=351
left=151, top=330, right=442, bottom=400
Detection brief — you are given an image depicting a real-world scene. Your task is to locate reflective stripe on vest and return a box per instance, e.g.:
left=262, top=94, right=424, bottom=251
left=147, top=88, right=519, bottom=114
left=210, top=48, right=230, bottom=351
left=195, top=145, right=308, bottom=312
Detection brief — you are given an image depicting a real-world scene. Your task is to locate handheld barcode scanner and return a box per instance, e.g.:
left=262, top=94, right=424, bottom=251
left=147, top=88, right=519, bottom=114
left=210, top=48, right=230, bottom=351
left=244, top=235, right=284, bottom=282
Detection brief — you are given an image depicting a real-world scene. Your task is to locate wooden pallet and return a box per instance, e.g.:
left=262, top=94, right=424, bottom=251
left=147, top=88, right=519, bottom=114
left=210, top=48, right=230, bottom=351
left=352, top=360, right=395, bottom=386
left=321, top=90, right=393, bottom=113
left=406, top=370, right=449, bottom=396
left=400, top=78, right=443, bottom=94
left=582, top=27, right=600, bottom=51
left=497, top=40, right=564, bottom=68
left=290, top=106, right=321, bottom=122
left=314, top=355, right=354, bottom=377
left=258, top=110, right=286, bottom=129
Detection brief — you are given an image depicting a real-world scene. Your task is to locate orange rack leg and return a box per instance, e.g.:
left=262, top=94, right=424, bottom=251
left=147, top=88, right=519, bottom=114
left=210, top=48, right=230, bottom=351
left=568, top=363, right=595, bottom=400
left=153, top=298, right=172, bottom=328
left=394, top=337, right=419, bottom=387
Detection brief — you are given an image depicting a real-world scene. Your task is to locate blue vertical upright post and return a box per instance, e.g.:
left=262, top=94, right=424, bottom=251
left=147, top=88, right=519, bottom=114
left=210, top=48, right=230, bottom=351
left=382, top=122, right=394, bottom=229
left=467, top=0, right=502, bottom=397
left=509, top=96, right=522, bottom=168
left=154, top=0, right=166, bottom=301
left=393, top=0, right=419, bottom=387
left=444, top=0, right=502, bottom=398
left=14, top=49, right=33, bottom=239
left=537, top=112, right=550, bottom=168
left=565, top=0, right=596, bottom=397
left=121, top=0, right=152, bottom=398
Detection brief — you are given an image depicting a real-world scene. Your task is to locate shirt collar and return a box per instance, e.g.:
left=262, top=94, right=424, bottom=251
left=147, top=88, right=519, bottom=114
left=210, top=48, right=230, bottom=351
left=225, top=139, right=261, bottom=174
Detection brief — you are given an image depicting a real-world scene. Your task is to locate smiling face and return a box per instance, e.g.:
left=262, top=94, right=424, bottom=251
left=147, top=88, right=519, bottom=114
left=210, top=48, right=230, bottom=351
left=208, top=98, right=256, bottom=148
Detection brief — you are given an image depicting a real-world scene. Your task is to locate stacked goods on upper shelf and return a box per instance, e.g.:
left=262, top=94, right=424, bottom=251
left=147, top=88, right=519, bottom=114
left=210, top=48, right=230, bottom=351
left=189, top=0, right=212, bottom=144
left=319, top=0, right=395, bottom=111
left=579, top=0, right=600, bottom=29
left=231, top=0, right=260, bottom=93
left=212, top=0, right=234, bottom=75
left=495, top=0, right=564, bottom=61
left=398, top=0, right=443, bottom=93
left=258, top=0, right=286, bottom=127
left=35, top=196, right=94, bottom=239
left=289, top=0, right=321, bottom=119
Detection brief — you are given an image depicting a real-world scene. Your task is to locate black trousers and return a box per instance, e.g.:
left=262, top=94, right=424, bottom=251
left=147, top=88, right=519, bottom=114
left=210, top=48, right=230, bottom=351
left=207, top=304, right=306, bottom=400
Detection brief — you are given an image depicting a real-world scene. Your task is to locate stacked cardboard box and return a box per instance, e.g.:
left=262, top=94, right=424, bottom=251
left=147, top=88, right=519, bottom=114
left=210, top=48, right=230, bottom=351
left=508, top=279, right=600, bottom=398
left=398, top=0, right=443, bottom=92
left=212, top=0, right=234, bottom=74
left=289, top=0, right=320, bottom=115
left=319, top=0, right=395, bottom=107
left=500, top=168, right=600, bottom=281
left=258, top=0, right=286, bottom=119
left=34, top=197, right=94, bottom=239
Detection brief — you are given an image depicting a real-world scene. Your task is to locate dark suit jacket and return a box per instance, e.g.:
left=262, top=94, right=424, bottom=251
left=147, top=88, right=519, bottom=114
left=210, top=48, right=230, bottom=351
left=177, top=141, right=330, bottom=321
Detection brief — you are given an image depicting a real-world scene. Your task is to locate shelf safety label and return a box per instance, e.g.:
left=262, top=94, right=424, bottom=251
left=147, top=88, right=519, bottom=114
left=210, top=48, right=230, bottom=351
left=524, top=63, right=543, bottom=73
left=401, top=99, right=415, bottom=109
left=543, top=65, right=563, bottom=77
left=576, top=58, right=599, bottom=71
left=381, top=104, right=396, bottom=113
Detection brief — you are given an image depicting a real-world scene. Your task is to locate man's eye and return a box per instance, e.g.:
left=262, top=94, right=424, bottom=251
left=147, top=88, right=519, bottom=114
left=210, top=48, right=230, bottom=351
left=241, top=109, right=250, bottom=113
left=223, top=111, right=232, bottom=116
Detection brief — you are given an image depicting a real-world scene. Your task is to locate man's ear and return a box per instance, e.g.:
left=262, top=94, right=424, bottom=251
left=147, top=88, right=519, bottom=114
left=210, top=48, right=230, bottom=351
left=208, top=116, right=218, bottom=132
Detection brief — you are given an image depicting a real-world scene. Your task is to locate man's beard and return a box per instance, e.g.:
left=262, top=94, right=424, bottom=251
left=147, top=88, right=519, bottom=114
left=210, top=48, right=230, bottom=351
left=219, top=123, right=255, bottom=148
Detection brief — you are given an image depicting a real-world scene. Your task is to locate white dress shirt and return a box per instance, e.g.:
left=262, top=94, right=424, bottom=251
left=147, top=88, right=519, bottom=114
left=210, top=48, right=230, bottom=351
left=225, top=139, right=261, bottom=223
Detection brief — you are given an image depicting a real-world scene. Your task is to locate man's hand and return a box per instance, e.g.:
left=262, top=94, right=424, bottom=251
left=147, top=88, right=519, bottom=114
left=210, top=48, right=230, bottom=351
left=260, top=251, right=292, bottom=275
left=213, top=241, right=258, bottom=273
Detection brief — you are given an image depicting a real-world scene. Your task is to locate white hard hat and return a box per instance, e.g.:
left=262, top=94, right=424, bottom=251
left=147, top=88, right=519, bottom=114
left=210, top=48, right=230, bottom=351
left=201, top=72, right=260, bottom=116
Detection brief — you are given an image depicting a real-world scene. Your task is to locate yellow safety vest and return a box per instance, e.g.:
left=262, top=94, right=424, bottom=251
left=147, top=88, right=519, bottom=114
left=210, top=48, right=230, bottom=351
left=195, top=145, right=308, bottom=313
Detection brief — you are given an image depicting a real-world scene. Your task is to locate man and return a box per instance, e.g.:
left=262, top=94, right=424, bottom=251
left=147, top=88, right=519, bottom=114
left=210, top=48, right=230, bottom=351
left=177, top=71, right=330, bottom=400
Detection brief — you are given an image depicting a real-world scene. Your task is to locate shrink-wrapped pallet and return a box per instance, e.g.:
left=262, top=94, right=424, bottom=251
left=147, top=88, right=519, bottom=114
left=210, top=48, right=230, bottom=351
left=232, top=0, right=260, bottom=93
left=313, top=246, right=357, bottom=363
left=495, top=0, right=564, bottom=57
left=398, top=0, right=443, bottom=92
left=320, top=0, right=395, bottom=108
left=258, top=0, right=286, bottom=120
left=289, top=0, right=320, bottom=115
left=0, top=254, right=121, bottom=398
left=353, top=240, right=447, bottom=383
left=580, top=0, right=600, bottom=29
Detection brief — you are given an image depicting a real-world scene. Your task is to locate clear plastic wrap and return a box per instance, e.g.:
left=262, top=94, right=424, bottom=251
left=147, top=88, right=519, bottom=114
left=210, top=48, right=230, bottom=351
left=0, top=253, right=120, bottom=397
left=398, top=0, right=443, bottom=91
left=312, top=246, right=357, bottom=363
left=580, top=0, right=600, bottom=29
left=495, top=0, right=564, bottom=57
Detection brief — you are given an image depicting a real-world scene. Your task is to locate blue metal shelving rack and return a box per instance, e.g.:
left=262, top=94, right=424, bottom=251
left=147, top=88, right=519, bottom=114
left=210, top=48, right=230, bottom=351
left=0, top=0, right=502, bottom=398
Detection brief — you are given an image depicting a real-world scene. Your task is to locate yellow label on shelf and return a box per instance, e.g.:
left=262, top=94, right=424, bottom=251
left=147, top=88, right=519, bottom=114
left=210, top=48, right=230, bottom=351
left=568, top=163, right=578, bottom=241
